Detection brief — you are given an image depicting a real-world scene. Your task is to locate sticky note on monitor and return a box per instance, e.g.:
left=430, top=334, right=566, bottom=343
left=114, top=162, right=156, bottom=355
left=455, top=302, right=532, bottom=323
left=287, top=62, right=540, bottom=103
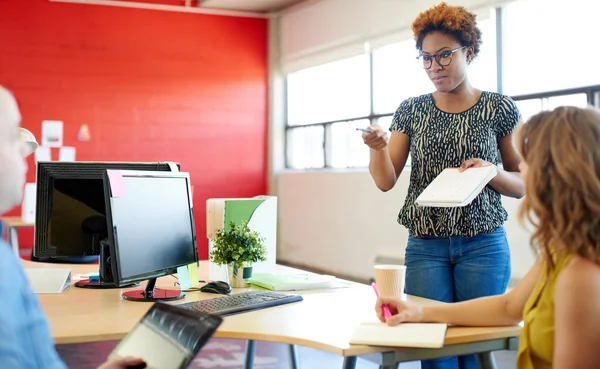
left=177, top=265, right=192, bottom=290
left=176, top=263, right=199, bottom=291
left=106, top=170, right=126, bottom=197
left=188, top=262, right=199, bottom=286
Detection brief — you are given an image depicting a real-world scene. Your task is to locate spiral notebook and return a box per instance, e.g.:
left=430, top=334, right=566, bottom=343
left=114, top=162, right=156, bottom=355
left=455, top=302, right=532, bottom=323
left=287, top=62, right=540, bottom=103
left=350, top=322, right=448, bottom=348
left=415, top=166, right=497, bottom=207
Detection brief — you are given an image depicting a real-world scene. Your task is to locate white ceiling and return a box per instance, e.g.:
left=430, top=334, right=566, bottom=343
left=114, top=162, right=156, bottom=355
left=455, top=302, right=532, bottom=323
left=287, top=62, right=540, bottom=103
left=198, top=0, right=307, bottom=13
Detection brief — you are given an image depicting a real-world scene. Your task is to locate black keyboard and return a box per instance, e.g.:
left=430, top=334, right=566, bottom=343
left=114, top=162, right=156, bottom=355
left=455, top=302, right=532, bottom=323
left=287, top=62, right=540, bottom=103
left=177, top=291, right=303, bottom=316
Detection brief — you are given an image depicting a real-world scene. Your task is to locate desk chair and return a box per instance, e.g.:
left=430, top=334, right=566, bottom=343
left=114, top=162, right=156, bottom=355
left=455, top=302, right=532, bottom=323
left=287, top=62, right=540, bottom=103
left=244, top=340, right=300, bottom=369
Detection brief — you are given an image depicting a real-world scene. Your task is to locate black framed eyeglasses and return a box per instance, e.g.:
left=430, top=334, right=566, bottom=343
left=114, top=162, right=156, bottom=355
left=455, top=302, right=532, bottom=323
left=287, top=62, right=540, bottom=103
left=416, top=46, right=467, bottom=70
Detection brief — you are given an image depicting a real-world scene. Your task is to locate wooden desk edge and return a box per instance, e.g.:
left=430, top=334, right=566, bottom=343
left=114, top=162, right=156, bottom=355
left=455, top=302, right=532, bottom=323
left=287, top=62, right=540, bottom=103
left=1, top=216, right=34, bottom=227
left=52, top=325, right=521, bottom=359
left=340, top=326, right=522, bottom=357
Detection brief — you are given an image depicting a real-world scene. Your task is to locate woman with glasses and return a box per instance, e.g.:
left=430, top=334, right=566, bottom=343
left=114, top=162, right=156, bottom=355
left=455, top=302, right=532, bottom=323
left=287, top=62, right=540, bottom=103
left=362, top=3, right=524, bottom=369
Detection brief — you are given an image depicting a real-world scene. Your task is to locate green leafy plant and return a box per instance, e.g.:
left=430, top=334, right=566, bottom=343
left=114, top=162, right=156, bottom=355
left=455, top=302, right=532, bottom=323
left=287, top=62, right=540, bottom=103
left=209, top=220, right=267, bottom=269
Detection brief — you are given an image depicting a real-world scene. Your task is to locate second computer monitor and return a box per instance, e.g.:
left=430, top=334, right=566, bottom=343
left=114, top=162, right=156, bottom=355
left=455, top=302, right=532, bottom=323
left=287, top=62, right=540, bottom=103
left=103, top=169, right=198, bottom=302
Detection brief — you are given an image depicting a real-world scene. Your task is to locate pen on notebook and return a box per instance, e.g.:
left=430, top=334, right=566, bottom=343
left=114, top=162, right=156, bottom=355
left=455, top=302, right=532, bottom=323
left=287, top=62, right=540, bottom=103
left=371, top=282, right=392, bottom=320
left=356, top=128, right=373, bottom=133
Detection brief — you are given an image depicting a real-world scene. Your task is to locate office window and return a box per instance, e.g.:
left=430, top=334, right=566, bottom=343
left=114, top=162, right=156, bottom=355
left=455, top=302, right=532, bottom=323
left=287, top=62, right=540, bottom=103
left=372, top=40, right=432, bottom=115
left=514, top=93, right=589, bottom=123
left=286, top=126, right=324, bottom=169
left=286, top=55, right=371, bottom=126
left=503, top=0, right=600, bottom=95
left=547, top=93, right=588, bottom=110
left=514, top=99, right=543, bottom=123
left=372, top=11, right=497, bottom=115
left=468, top=11, right=497, bottom=92
left=329, top=119, right=370, bottom=168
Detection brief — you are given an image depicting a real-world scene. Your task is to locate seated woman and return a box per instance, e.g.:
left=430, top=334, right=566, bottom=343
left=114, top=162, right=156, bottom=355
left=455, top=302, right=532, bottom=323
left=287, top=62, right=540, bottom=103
left=375, top=106, right=600, bottom=369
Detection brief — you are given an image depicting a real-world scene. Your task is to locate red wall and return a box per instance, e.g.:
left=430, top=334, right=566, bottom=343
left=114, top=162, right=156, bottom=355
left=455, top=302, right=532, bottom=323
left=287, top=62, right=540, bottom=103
left=0, top=0, right=268, bottom=259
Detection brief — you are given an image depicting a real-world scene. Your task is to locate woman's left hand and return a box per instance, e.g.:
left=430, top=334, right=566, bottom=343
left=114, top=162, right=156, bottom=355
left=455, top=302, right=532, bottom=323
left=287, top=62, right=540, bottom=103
left=459, top=158, right=493, bottom=172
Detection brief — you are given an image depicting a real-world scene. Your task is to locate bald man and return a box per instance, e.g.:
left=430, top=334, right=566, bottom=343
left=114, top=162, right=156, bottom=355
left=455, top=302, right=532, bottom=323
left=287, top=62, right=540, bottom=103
left=0, top=86, right=145, bottom=369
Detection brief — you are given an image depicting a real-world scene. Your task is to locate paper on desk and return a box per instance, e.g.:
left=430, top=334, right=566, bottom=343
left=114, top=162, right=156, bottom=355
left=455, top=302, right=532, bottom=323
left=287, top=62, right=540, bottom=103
left=350, top=322, right=448, bottom=348
left=24, top=268, right=72, bottom=294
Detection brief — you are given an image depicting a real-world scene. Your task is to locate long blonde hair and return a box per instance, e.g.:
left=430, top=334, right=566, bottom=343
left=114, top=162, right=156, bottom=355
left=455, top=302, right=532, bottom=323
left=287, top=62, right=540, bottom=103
left=516, top=106, right=600, bottom=268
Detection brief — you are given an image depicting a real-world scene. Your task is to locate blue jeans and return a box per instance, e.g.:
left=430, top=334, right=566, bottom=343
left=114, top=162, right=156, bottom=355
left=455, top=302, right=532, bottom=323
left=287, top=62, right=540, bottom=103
left=404, top=226, right=511, bottom=369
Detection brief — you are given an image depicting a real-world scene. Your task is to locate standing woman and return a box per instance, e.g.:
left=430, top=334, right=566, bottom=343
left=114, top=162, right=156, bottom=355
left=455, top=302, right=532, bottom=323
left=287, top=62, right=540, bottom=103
left=362, top=3, right=524, bottom=369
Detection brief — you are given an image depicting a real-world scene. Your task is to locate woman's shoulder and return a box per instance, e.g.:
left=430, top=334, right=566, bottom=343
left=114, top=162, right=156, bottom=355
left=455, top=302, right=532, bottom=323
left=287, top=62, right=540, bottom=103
left=399, top=93, right=431, bottom=107
left=555, top=255, right=600, bottom=297
left=481, top=91, right=519, bottom=108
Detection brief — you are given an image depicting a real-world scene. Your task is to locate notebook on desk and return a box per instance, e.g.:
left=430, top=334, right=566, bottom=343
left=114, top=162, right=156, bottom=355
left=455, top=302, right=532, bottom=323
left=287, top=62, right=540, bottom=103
left=250, top=273, right=337, bottom=291
left=350, top=322, right=448, bottom=348
left=415, top=166, right=497, bottom=207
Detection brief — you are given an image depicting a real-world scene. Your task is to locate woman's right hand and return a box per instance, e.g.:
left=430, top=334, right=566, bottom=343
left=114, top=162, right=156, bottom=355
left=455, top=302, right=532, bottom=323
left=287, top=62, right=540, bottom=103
left=362, top=125, right=388, bottom=151
left=375, top=296, right=424, bottom=326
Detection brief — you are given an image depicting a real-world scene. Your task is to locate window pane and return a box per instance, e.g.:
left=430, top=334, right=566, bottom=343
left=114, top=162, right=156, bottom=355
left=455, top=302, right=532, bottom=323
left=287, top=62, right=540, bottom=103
left=547, top=93, right=588, bottom=110
left=468, top=10, right=497, bottom=92
left=377, top=115, right=393, bottom=131
left=503, top=0, right=600, bottom=95
left=372, top=40, right=432, bottom=115
left=286, top=126, right=324, bottom=169
left=515, top=94, right=589, bottom=124
left=372, top=10, right=497, bottom=115
left=329, top=119, right=370, bottom=168
left=376, top=116, right=411, bottom=167
left=514, top=99, right=543, bottom=123
left=287, top=55, right=370, bottom=126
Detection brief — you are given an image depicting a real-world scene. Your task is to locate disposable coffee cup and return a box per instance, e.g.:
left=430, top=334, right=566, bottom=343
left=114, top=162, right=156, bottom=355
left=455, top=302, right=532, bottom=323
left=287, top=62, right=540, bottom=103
left=374, top=264, right=406, bottom=299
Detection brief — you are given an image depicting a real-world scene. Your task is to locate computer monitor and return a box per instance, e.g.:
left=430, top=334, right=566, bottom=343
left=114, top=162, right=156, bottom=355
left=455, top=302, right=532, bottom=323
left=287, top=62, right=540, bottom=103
left=34, top=161, right=181, bottom=289
left=102, top=169, right=197, bottom=302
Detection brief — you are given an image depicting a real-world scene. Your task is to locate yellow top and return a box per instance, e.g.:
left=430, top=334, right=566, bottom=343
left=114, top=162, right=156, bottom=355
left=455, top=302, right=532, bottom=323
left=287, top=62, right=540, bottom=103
left=516, top=252, right=573, bottom=369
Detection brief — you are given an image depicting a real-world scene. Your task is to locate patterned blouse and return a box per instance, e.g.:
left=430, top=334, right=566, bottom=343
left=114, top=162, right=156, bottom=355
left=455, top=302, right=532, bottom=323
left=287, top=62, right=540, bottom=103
left=389, top=91, right=522, bottom=238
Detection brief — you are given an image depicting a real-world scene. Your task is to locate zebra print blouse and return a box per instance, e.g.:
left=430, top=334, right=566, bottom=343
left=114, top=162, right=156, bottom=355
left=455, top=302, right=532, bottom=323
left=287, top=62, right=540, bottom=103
left=389, top=91, right=522, bottom=238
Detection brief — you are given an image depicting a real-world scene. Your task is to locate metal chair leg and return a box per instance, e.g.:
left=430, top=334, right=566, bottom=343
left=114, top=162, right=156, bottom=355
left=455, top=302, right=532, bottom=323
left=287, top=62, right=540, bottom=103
left=477, top=351, right=498, bottom=369
left=289, top=344, right=300, bottom=369
left=244, top=340, right=256, bottom=369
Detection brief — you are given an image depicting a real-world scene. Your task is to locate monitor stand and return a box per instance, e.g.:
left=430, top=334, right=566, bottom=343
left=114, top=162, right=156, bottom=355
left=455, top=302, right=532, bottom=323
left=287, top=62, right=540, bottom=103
left=122, top=278, right=184, bottom=302
left=75, top=241, right=138, bottom=289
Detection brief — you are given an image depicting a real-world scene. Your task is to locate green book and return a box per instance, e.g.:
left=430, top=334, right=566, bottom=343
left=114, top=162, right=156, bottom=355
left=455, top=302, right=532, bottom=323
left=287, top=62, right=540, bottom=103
left=249, top=273, right=336, bottom=291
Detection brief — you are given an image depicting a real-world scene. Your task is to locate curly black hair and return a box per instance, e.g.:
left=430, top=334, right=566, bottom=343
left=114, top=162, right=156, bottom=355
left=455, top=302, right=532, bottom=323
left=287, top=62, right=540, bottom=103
left=411, top=2, right=482, bottom=60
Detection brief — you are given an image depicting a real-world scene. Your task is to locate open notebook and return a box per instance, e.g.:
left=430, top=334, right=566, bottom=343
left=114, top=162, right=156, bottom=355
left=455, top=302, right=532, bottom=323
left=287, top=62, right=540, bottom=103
left=415, top=166, right=497, bottom=207
left=350, top=322, right=448, bottom=348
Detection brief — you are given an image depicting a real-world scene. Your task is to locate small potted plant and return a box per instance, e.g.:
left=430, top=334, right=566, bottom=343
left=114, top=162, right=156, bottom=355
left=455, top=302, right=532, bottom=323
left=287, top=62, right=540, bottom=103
left=209, top=220, right=267, bottom=288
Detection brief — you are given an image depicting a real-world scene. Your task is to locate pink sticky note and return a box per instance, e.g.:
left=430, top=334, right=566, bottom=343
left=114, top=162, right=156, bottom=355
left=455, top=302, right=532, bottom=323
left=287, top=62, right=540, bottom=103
left=106, top=170, right=125, bottom=197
